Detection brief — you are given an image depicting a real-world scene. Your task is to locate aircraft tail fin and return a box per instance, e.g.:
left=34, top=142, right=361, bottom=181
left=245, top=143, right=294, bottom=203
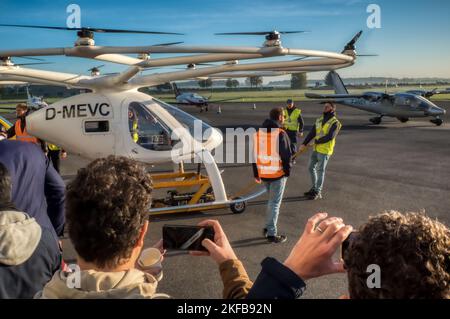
left=26, top=86, right=32, bottom=100
left=171, top=82, right=181, bottom=97
left=325, top=71, right=348, bottom=95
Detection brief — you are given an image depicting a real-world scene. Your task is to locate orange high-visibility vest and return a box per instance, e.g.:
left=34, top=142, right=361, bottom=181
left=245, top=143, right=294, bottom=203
left=254, top=128, right=285, bottom=179
left=15, top=119, right=38, bottom=144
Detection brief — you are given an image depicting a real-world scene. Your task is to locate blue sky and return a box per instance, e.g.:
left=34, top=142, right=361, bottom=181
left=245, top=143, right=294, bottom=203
left=0, top=0, right=449, bottom=80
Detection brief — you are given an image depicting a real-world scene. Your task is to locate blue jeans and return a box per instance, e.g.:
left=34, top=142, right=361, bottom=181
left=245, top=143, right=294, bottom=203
left=308, top=151, right=330, bottom=193
left=263, top=177, right=287, bottom=237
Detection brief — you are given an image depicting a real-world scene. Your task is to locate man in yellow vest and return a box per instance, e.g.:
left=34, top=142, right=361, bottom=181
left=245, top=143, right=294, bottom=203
left=283, top=99, right=304, bottom=157
left=299, top=102, right=342, bottom=200
left=128, top=109, right=139, bottom=143
left=47, top=143, right=67, bottom=174
left=253, top=107, right=293, bottom=243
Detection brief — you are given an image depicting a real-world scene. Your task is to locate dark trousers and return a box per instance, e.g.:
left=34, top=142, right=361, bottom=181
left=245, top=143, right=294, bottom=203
left=48, top=150, right=61, bottom=173
left=286, top=130, right=298, bottom=154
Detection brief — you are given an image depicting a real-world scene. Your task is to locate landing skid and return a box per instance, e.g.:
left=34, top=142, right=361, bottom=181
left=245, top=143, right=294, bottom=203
left=148, top=150, right=264, bottom=216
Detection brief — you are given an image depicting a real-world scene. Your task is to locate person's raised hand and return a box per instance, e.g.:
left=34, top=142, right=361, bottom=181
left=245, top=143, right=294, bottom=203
left=189, top=219, right=237, bottom=264
left=283, top=212, right=353, bottom=280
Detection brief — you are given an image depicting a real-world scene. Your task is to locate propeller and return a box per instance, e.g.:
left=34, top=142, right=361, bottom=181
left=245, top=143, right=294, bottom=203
left=88, top=64, right=105, bottom=72
left=0, top=56, right=52, bottom=67
left=342, top=30, right=363, bottom=52
left=215, top=30, right=307, bottom=35
left=11, top=62, right=53, bottom=66
left=88, top=64, right=105, bottom=75
left=215, top=30, right=308, bottom=41
left=0, top=24, right=184, bottom=35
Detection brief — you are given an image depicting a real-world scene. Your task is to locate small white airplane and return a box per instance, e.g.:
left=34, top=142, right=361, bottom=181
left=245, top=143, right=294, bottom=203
left=306, top=71, right=446, bottom=126
left=0, top=85, right=48, bottom=110
left=171, top=82, right=242, bottom=112
left=0, top=23, right=362, bottom=214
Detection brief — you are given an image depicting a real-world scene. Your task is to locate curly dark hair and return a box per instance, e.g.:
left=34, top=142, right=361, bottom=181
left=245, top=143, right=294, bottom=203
left=66, top=156, right=152, bottom=269
left=344, top=211, right=450, bottom=299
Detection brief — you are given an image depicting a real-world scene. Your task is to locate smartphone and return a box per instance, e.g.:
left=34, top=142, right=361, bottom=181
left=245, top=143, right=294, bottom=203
left=341, top=231, right=358, bottom=260
left=163, top=225, right=215, bottom=252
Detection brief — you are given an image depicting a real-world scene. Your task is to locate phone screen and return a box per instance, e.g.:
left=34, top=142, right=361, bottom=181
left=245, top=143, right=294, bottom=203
left=163, top=225, right=215, bottom=251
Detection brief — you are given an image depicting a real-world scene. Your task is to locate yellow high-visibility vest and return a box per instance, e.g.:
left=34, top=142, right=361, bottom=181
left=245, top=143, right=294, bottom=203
left=47, top=143, right=61, bottom=151
left=314, top=116, right=341, bottom=156
left=131, top=120, right=139, bottom=143
left=283, top=108, right=301, bottom=131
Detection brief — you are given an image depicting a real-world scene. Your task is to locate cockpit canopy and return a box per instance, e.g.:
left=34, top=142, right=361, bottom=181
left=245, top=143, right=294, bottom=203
left=394, top=93, right=430, bottom=110
left=127, top=99, right=215, bottom=151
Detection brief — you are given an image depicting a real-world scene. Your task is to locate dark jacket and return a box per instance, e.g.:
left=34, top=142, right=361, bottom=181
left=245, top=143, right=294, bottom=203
left=0, top=209, right=61, bottom=299
left=0, top=141, right=65, bottom=239
left=303, top=111, right=340, bottom=146
left=246, top=257, right=306, bottom=299
left=253, top=119, right=293, bottom=181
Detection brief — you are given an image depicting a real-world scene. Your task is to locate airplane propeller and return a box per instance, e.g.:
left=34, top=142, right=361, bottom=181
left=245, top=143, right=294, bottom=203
left=0, top=24, right=184, bottom=35
left=215, top=30, right=308, bottom=41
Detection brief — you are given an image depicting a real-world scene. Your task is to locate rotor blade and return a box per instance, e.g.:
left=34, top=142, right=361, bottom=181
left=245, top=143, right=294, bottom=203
left=215, top=31, right=307, bottom=35
left=343, top=30, right=363, bottom=51
left=13, top=62, right=54, bottom=66
left=0, top=24, right=184, bottom=35
left=151, top=41, right=184, bottom=46
left=88, top=64, right=106, bottom=71
left=16, top=56, right=45, bottom=61
left=356, top=54, right=378, bottom=57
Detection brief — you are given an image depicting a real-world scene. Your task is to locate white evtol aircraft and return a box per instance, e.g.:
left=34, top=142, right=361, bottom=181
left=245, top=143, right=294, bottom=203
left=0, top=24, right=362, bottom=214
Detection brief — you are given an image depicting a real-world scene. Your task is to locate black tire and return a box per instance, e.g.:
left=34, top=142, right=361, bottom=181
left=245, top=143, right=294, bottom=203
left=370, top=117, right=381, bottom=125
left=397, top=117, right=409, bottom=123
left=230, top=198, right=246, bottom=214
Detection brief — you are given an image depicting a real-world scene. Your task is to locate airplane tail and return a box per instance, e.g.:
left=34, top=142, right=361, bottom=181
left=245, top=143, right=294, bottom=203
left=26, top=86, right=32, bottom=99
left=325, top=71, right=348, bottom=95
left=171, top=82, right=181, bottom=97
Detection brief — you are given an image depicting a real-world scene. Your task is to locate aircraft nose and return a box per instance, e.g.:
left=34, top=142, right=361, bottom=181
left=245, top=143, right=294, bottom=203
left=428, top=106, right=446, bottom=116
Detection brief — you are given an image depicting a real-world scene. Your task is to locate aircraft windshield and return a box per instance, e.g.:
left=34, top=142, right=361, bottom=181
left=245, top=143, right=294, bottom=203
left=152, top=98, right=214, bottom=142
left=128, top=102, right=173, bottom=151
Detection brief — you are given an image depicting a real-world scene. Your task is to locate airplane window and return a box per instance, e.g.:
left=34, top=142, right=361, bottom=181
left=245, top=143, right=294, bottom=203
left=84, top=120, right=110, bottom=133
left=128, top=102, right=173, bottom=151
left=151, top=98, right=213, bottom=142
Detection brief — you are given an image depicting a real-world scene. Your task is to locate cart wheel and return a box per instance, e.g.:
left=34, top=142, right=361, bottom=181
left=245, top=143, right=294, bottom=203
left=230, top=198, right=246, bottom=214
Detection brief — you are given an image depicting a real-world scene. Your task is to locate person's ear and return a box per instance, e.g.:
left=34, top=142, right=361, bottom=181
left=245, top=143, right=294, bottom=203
left=339, top=294, right=350, bottom=299
left=136, top=220, right=149, bottom=248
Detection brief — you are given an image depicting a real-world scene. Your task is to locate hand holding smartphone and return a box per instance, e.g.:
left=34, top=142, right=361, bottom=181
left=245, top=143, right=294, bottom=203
left=162, top=225, right=215, bottom=252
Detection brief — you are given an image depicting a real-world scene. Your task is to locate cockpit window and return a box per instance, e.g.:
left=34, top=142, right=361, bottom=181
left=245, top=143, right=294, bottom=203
left=152, top=98, right=214, bottom=142
left=128, top=102, right=173, bottom=151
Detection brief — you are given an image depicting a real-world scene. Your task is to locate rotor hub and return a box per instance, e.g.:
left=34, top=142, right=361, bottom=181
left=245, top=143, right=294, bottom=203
left=75, top=29, right=95, bottom=46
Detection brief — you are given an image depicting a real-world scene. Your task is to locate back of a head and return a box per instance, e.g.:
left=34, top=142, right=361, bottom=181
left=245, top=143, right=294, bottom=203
left=66, top=156, right=153, bottom=269
left=344, top=211, right=450, bottom=299
left=269, top=107, right=283, bottom=121
left=0, top=163, right=12, bottom=205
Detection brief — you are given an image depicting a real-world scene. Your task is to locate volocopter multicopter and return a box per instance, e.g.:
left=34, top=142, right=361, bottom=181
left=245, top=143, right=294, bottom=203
left=0, top=25, right=363, bottom=214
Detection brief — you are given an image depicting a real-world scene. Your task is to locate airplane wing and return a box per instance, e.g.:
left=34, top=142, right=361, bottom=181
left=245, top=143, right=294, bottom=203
left=305, top=93, right=365, bottom=99
left=406, top=89, right=448, bottom=98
